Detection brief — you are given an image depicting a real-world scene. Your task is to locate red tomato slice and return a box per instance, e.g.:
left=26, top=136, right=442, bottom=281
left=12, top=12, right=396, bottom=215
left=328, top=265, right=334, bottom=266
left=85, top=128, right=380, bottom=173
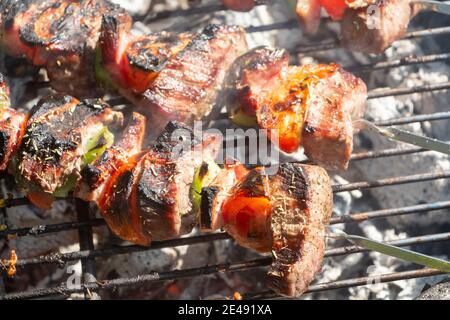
left=319, top=0, right=350, bottom=20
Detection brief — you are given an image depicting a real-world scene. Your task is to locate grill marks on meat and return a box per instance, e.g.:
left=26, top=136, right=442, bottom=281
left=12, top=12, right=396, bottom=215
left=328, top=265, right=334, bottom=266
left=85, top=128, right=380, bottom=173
left=14, top=94, right=123, bottom=194
left=131, top=24, right=248, bottom=136
left=75, top=112, right=146, bottom=202
left=341, top=0, right=412, bottom=54
left=220, top=163, right=333, bottom=296
left=268, top=163, right=332, bottom=297
left=98, top=13, right=194, bottom=95
left=302, top=67, right=367, bottom=170
left=0, top=75, right=28, bottom=171
left=227, top=47, right=367, bottom=169
left=1, top=0, right=129, bottom=96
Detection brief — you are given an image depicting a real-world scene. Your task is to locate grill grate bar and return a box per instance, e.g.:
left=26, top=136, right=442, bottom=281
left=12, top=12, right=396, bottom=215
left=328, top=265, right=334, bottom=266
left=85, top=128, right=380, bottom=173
left=135, top=1, right=268, bottom=23
left=329, top=201, right=450, bottom=224
left=244, top=268, right=445, bottom=299
left=2, top=200, right=449, bottom=240
left=5, top=209, right=449, bottom=269
left=367, top=81, right=450, bottom=99
left=2, top=250, right=447, bottom=300
left=350, top=145, right=433, bottom=161
left=346, top=53, right=450, bottom=73
left=332, top=171, right=450, bottom=193
left=295, top=26, right=450, bottom=54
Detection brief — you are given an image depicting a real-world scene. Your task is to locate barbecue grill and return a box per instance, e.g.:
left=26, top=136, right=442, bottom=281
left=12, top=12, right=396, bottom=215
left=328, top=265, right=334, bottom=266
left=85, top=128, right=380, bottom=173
left=0, top=0, right=450, bottom=300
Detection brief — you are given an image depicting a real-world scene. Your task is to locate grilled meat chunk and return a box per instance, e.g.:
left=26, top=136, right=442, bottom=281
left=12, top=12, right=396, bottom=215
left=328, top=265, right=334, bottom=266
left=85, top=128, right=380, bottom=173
left=228, top=48, right=367, bottom=169
left=222, top=0, right=256, bottom=11
left=98, top=13, right=194, bottom=94
left=13, top=95, right=123, bottom=205
left=1, top=0, right=129, bottom=96
left=225, top=46, right=289, bottom=126
left=129, top=24, right=248, bottom=137
left=256, top=64, right=344, bottom=154
left=0, top=74, right=28, bottom=171
left=200, top=162, right=249, bottom=231
left=301, top=66, right=367, bottom=170
left=134, top=121, right=222, bottom=243
left=75, top=112, right=146, bottom=202
left=220, top=163, right=333, bottom=296
left=341, top=0, right=412, bottom=54
left=100, top=121, right=222, bottom=245
left=267, top=163, right=332, bottom=297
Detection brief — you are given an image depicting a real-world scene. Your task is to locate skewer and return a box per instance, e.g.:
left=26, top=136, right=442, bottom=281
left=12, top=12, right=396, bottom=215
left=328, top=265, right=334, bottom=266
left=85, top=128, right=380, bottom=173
left=354, top=119, right=450, bottom=156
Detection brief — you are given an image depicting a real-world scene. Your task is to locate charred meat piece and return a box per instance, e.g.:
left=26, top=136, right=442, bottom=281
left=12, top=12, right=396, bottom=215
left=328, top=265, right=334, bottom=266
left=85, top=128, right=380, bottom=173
left=0, top=74, right=28, bottom=171
left=133, top=121, right=222, bottom=243
left=220, top=163, right=333, bottom=297
left=98, top=13, right=194, bottom=94
left=256, top=64, right=343, bottom=154
left=200, top=162, right=249, bottom=231
left=130, top=24, right=248, bottom=137
left=100, top=121, right=222, bottom=245
left=341, top=0, right=412, bottom=54
left=267, top=163, right=333, bottom=297
left=221, top=0, right=256, bottom=11
left=225, top=46, right=289, bottom=126
left=13, top=95, right=123, bottom=207
left=75, top=112, right=146, bottom=202
left=228, top=48, right=367, bottom=169
left=301, top=65, right=367, bottom=170
left=1, top=0, right=129, bottom=96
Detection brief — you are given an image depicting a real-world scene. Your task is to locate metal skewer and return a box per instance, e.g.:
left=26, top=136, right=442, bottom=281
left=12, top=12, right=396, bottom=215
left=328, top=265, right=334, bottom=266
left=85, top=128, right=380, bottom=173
left=354, top=119, right=450, bottom=156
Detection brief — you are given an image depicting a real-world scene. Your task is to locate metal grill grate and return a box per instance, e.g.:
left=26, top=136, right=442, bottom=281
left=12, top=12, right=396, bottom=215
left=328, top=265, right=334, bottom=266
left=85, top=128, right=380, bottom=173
left=1, top=1, right=450, bottom=300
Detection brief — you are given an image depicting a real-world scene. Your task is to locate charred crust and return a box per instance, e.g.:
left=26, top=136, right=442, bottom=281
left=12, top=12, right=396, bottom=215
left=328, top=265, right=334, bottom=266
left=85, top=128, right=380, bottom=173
left=105, top=168, right=133, bottom=223
left=126, top=33, right=186, bottom=72
left=151, top=121, right=202, bottom=157
left=200, top=186, right=219, bottom=229
left=80, top=164, right=103, bottom=187
left=198, top=162, right=209, bottom=180
left=20, top=95, right=111, bottom=165
left=238, top=169, right=269, bottom=197
left=275, top=163, right=308, bottom=210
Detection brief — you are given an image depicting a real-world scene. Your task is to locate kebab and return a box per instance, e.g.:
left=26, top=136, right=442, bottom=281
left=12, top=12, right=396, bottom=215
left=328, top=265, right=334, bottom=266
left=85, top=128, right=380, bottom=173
left=87, top=121, right=332, bottom=297
left=222, top=0, right=449, bottom=54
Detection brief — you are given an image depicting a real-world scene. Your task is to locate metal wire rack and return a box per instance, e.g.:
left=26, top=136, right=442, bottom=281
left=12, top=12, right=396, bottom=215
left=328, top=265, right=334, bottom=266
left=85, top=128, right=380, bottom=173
left=1, top=1, right=450, bottom=300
